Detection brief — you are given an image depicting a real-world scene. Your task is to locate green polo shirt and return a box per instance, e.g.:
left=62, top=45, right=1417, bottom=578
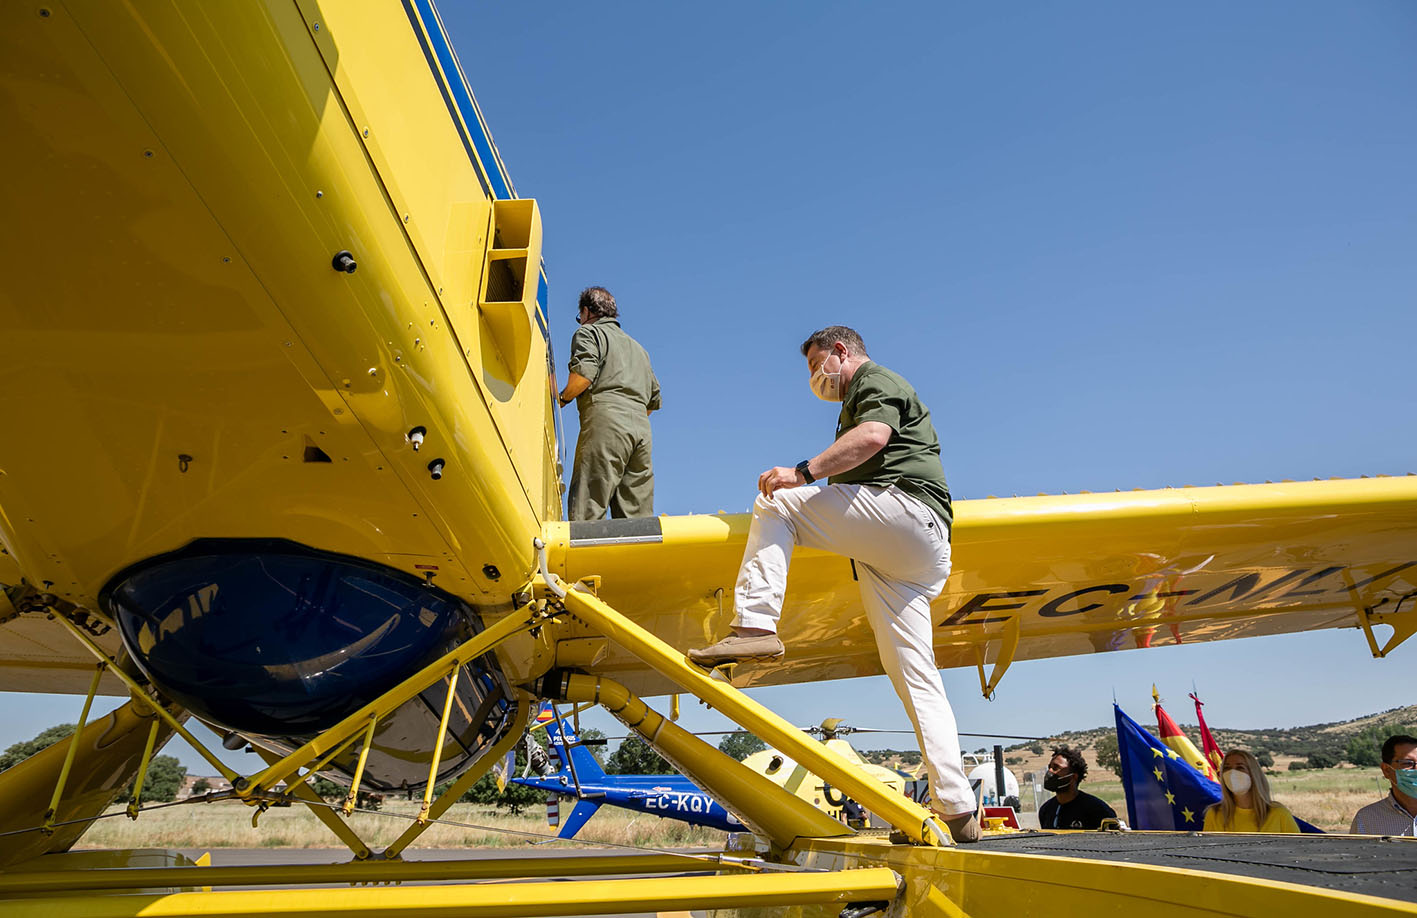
left=568, top=317, right=661, bottom=415
left=828, top=361, right=952, bottom=529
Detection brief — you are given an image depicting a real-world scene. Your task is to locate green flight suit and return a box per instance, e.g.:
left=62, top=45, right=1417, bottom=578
left=566, top=317, right=661, bottom=520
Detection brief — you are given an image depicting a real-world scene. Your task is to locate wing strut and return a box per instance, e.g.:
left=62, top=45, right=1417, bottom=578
left=531, top=538, right=951, bottom=848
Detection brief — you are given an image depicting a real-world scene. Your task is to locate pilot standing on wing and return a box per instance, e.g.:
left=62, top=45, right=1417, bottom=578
left=688, top=325, right=980, bottom=843
left=558, top=286, right=661, bottom=520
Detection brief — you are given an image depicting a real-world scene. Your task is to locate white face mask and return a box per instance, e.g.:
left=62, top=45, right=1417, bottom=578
left=1223, top=770, right=1252, bottom=795
left=809, top=356, right=843, bottom=402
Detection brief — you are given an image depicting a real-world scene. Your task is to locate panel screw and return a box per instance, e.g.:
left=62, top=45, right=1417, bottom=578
left=315, top=190, right=323, bottom=199
left=331, top=250, right=357, bottom=273
left=427, top=458, right=445, bottom=480
left=482, top=564, right=501, bottom=581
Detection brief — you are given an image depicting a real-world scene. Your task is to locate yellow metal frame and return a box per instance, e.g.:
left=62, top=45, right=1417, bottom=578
left=124, top=721, right=161, bottom=820
left=532, top=553, right=949, bottom=847
left=48, top=613, right=241, bottom=784
left=554, top=672, right=850, bottom=850
left=42, top=663, right=106, bottom=833
left=251, top=747, right=373, bottom=861
left=381, top=696, right=529, bottom=859
left=238, top=607, right=538, bottom=798
left=0, top=852, right=737, bottom=895
left=2, top=868, right=902, bottom=918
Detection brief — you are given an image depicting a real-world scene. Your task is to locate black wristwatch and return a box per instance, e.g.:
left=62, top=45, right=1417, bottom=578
left=795, top=459, right=815, bottom=484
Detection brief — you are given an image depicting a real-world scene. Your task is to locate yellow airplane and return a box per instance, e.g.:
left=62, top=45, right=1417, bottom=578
left=2, top=3, right=1416, bottom=915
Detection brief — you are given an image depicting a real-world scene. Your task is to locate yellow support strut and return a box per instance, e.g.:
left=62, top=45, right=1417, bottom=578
left=42, top=663, right=106, bottom=833
left=552, top=672, right=849, bottom=850
left=252, top=747, right=372, bottom=861
left=0, top=852, right=733, bottom=895
left=124, top=720, right=161, bottom=819
left=241, top=609, right=536, bottom=797
left=381, top=696, right=529, bottom=859
left=418, top=667, right=461, bottom=824
left=48, top=612, right=240, bottom=784
left=549, top=581, right=949, bottom=847
left=1, top=867, right=902, bottom=918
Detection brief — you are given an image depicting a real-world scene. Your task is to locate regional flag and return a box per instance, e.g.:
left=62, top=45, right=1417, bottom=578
left=1190, top=691, right=1225, bottom=776
left=1116, top=703, right=1221, bottom=830
left=1153, top=685, right=1216, bottom=780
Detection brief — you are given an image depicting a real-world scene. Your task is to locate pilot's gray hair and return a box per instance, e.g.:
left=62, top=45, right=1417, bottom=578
left=579, top=286, right=618, bottom=319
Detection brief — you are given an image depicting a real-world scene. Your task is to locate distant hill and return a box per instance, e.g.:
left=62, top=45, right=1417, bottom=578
left=861, top=704, right=1417, bottom=776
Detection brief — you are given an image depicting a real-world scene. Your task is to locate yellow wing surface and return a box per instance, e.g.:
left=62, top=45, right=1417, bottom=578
left=1, top=3, right=1414, bottom=706
left=541, top=477, right=1417, bottom=697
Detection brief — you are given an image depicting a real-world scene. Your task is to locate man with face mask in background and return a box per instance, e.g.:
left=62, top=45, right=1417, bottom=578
left=1039, top=746, right=1116, bottom=830
left=687, top=326, right=979, bottom=842
left=1350, top=734, right=1417, bottom=835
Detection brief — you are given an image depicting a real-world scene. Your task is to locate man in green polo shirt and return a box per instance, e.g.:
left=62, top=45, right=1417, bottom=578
left=688, top=325, right=979, bottom=842
left=558, top=286, right=661, bottom=520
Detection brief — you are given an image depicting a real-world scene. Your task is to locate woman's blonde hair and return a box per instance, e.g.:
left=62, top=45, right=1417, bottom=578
left=1210, top=749, right=1277, bottom=829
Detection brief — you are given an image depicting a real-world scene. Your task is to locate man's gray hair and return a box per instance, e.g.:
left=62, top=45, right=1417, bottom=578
left=800, top=325, right=868, bottom=358
left=579, top=286, right=618, bottom=319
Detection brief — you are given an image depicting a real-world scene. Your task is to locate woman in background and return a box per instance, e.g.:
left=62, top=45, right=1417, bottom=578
left=1203, top=749, right=1300, bottom=833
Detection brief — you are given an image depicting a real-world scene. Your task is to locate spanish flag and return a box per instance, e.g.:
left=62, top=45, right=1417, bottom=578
left=1190, top=690, right=1225, bottom=775
left=1152, top=685, right=1217, bottom=782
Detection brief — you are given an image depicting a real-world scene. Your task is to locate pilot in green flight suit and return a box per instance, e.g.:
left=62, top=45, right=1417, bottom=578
left=558, top=286, right=661, bottom=520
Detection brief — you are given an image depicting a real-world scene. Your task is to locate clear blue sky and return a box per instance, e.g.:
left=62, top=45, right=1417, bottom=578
left=6, top=2, right=1415, bottom=773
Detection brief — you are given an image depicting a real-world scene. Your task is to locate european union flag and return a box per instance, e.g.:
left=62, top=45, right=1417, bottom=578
left=1116, top=703, right=1222, bottom=830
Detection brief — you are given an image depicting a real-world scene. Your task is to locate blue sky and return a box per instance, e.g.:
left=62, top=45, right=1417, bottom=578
left=5, top=2, right=1415, bottom=773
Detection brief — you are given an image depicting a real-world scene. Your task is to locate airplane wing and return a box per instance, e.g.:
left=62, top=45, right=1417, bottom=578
left=541, top=476, right=1417, bottom=697
left=4, top=476, right=1413, bottom=700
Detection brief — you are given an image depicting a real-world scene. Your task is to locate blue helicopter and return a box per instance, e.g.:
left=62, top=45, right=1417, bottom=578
left=513, top=705, right=747, bottom=839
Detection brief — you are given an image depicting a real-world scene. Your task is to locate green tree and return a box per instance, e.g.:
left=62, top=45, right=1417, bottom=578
left=575, top=727, right=608, bottom=766
left=0, top=723, right=78, bottom=771
left=115, top=755, right=186, bottom=803
left=190, top=778, right=211, bottom=796
left=1095, top=735, right=1122, bottom=777
left=459, top=743, right=544, bottom=814
left=1254, top=750, right=1274, bottom=769
left=1345, top=725, right=1417, bottom=767
left=310, top=777, right=344, bottom=800
left=1307, top=751, right=1337, bottom=770
left=606, top=735, right=674, bottom=775
left=1287, top=760, right=1309, bottom=771
left=717, top=732, right=767, bottom=762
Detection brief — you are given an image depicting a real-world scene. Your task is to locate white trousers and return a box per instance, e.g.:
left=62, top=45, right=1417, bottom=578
left=733, top=483, right=975, bottom=816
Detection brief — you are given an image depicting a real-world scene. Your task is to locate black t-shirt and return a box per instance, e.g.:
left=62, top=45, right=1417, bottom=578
left=1039, top=791, right=1116, bottom=830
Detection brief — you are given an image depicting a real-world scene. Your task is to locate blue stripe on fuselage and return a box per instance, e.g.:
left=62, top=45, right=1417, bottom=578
left=402, top=3, right=551, bottom=325
left=404, top=0, right=512, bottom=200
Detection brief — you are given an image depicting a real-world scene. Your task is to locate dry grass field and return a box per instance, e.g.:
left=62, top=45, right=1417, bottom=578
left=77, top=759, right=1388, bottom=849
left=78, top=799, right=728, bottom=851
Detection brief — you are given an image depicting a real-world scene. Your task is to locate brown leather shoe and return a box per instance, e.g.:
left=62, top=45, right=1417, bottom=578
left=687, top=633, right=785, bottom=666
left=941, top=812, right=982, bottom=844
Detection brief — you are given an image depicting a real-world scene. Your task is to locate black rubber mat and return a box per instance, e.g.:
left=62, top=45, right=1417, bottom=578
left=977, top=831, right=1417, bottom=901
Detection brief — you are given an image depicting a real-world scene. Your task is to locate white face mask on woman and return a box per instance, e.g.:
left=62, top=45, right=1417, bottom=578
left=1223, top=770, right=1252, bottom=795
left=809, top=355, right=844, bottom=402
